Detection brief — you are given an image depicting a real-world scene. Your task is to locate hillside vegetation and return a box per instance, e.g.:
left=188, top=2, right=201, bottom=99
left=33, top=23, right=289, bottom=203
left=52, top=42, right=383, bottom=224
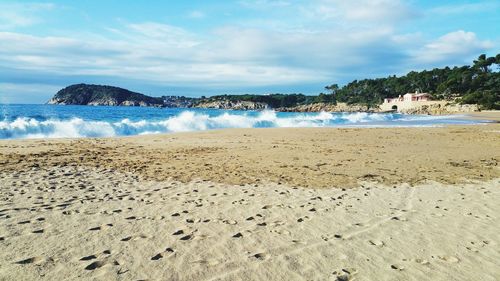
left=202, top=54, right=499, bottom=110
left=326, top=54, right=500, bottom=109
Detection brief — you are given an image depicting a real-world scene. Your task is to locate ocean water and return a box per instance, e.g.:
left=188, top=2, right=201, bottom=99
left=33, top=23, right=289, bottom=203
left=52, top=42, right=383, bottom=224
left=0, top=104, right=486, bottom=139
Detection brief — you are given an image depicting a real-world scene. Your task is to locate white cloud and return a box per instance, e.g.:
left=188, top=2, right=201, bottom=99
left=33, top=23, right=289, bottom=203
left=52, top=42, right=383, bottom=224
left=128, top=22, right=190, bottom=39
left=413, top=30, right=493, bottom=65
left=301, top=0, right=418, bottom=25
left=2, top=18, right=493, bottom=92
left=126, top=22, right=200, bottom=48
left=430, top=2, right=500, bottom=16
left=0, top=26, right=330, bottom=86
left=0, top=2, right=55, bottom=29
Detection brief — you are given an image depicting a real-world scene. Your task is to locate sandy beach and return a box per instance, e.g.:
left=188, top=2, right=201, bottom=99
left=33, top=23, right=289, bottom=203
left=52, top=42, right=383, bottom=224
left=1, top=116, right=499, bottom=280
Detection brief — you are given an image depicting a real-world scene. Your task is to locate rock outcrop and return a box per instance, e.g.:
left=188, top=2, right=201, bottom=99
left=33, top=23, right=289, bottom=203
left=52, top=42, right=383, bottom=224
left=193, top=100, right=269, bottom=110
left=398, top=103, right=479, bottom=115
left=276, top=102, right=480, bottom=115
left=276, top=103, right=376, bottom=113
left=47, top=84, right=164, bottom=107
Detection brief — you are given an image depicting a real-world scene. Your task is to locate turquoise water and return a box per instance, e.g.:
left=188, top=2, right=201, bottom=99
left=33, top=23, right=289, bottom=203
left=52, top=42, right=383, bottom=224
left=0, top=104, right=484, bottom=139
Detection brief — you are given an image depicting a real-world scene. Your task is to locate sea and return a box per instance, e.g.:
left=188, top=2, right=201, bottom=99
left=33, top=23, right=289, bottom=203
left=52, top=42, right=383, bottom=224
left=0, top=104, right=488, bottom=139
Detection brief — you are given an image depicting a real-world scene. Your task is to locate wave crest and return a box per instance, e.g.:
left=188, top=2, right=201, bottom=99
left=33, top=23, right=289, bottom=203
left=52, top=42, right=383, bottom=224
left=0, top=110, right=460, bottom=139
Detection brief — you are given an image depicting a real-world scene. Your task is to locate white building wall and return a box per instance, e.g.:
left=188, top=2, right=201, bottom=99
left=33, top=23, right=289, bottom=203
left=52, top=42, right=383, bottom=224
left=379, top=100, right=442, bottom=112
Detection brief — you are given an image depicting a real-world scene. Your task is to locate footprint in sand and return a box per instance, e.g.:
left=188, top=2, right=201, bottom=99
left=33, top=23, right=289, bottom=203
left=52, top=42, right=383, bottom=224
left=151, top=253, right=163, bottom=260
left=120, top=234, right=148, bottom=242
left=15, top=256, right=47, bottom=265
left=272, top=229, right=291, bottom=235
left=80, top=255, right=97, bottom=261
left=391, top=264, right=404, bottom=270
left=391, top=216, right=403, bottom=221
left=321, top=235, right=331, bottom=241
left=172, top=229, right=184, bottom=236
left=89, top=223, right=113, bottom=231
left=223, top=219, right=238, bottom=225
left=465, top=246, right=479, bottom=252
left=413, top=258, right=430, bottom=265
left=251, top=252, right=269, bottom=261
left=297, top=216, right=310, bottom=223
left=438, top=255, right=459, bottom=263
left=180, top=234, right=193, bottom=241
left=151, top=248, right=175, bottom=261
left=84, top=260, right=119, bottom=270
left=271, top=221, right=285, bottom=227
left=368, top=240, right=385, bottom=247
left=333, top=268, right=358, bottom=281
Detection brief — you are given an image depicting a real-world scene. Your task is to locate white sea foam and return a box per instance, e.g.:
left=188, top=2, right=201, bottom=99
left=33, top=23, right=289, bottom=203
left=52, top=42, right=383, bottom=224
left=0, top=110, right=471, bottom=139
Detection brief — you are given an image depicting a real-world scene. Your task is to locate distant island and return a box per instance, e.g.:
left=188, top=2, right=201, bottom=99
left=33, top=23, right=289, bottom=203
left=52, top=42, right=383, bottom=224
left=47, top=84, right=165, bottom=107
left=48, top=54, right=499, bottom=112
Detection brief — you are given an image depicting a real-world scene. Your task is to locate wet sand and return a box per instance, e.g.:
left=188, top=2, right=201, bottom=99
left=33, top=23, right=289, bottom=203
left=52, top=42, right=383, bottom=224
left=1, top=115, right=499, bottom=280
left=462, top=111, right=500, bottom=122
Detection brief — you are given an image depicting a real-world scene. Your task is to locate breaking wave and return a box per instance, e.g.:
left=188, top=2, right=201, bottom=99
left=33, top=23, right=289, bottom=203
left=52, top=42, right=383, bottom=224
left=0, top=110, right=472, bottom=139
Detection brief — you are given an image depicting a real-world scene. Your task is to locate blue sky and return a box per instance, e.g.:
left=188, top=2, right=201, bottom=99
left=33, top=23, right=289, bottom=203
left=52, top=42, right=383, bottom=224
left=1, top=0, right=499, bottom=103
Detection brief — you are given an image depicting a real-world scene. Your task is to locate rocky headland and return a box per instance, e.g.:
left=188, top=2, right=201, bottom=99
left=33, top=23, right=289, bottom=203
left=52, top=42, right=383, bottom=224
left=47, top=84, right=165, bottom=107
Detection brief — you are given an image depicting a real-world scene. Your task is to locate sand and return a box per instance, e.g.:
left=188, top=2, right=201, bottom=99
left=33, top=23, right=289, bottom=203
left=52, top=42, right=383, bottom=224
left=462, top=111, right=500, bottom=122
left=1, top=125, right=499, bottom=189
left=1, top=115, right=499, bottom=280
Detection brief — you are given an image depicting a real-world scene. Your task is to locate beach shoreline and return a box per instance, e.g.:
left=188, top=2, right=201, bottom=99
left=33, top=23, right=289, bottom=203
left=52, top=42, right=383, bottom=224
left=1, top=121, right=499, bottom=188
left=1, top=118, right=499, bottom=280
left=458, top=110, right=500, bottom=122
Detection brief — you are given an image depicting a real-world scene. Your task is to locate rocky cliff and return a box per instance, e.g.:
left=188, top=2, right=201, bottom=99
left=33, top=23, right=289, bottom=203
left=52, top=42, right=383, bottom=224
left=398, top=102, right=479, bottom=115
left=276, top=103, right=376, bottom=113
left=193, top=100, right=269, bottom=110
left=47, top=84, right=165, bottom=107
left=277, top=102, right=480, bottom=115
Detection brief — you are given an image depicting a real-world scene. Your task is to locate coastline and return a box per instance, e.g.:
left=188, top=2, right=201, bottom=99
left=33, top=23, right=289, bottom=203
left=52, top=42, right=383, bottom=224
left=1, top=122, right=499, bottom=188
